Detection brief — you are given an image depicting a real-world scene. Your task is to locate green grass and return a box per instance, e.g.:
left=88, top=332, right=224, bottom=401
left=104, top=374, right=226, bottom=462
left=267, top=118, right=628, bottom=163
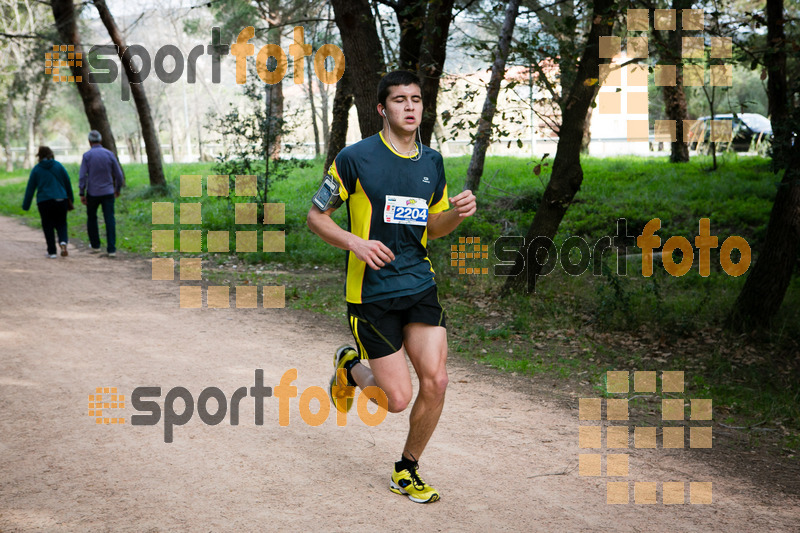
left=2, top=154, right=798, bottom=451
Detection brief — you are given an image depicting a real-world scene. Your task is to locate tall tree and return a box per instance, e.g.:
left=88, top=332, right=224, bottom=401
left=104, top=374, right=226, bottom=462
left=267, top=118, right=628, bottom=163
left=306, top=54, right=321, bottom=157
left=650, top=0, right=692, bottom=162
left=502, top=0, right=616, bottom=295
left=93, top=0, right=166, bottom=189
left=330, top=0, right=385, bottom=138
left=211, top=0, right=312, bottom=159
left=463, top=0, right=520, bottom=193
left=728, top=0, right=800, bottom=329
left=417, top=0, right=456, bottom=147
left=386, top=0, right=426, bottom=70
left=379, top=0, right=456, bottom=146
left=50, top=0, right=119, bottom=156
left=2, top=0, right=59, bottom=168
left=324, top=68, right=353, bottom=171
left=3, top=90, right=13, bottom=172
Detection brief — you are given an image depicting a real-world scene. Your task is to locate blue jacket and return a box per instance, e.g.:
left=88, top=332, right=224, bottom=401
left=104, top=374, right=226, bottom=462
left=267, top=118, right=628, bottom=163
left=79, top=144, right=124, bottom=196
left=22, top=159, right=75, bottom=211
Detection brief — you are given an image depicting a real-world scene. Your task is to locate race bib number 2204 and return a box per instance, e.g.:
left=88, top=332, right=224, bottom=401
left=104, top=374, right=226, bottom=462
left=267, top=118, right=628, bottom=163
left=384, top=196, right=428, bottom=226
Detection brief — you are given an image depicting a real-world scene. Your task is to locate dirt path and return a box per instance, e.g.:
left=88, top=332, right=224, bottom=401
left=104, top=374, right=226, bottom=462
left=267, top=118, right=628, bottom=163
left=1, top=215, right=798, bottom=532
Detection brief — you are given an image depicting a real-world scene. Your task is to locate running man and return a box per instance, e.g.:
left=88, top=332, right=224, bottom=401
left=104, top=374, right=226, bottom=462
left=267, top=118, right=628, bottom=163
left=307, top=70, right=476, bottom=503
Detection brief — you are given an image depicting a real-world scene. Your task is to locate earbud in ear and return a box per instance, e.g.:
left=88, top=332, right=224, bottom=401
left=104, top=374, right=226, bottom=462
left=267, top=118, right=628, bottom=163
left=382, top=109, right=386, bottom=117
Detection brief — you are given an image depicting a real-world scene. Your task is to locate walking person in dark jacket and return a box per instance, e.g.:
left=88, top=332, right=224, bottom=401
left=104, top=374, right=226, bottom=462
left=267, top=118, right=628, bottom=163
left=22, top=146, right=75, bottom=258
left=79, top=130, right=124, bottom=257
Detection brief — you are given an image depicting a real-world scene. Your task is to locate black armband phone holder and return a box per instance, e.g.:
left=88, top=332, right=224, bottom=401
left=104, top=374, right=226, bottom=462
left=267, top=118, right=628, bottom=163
left=312, top=175, right=343, bottom=211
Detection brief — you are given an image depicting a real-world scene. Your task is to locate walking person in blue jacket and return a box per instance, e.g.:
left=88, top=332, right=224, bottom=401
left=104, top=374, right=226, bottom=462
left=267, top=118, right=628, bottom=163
left=79, top=130, right=124, bottom=257
left=22, top=146, right=75, bottom=258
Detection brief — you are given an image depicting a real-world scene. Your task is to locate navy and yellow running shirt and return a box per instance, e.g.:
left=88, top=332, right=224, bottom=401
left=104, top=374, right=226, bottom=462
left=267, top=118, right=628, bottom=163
left=328, top=132, right=450, bottom=304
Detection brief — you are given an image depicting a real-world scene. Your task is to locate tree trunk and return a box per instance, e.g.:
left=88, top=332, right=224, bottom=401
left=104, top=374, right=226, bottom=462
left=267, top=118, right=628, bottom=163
left=463, top=0, right=521, bottom=193
left=32, top=76, right=51, bottom=148
left=330, top=0, right=385, bottom=138
left=50, top=0, right=119, bottom=157
left=197, top=119, right=204, bottom=161
left=168, top=114, right=177, bottom=164
left=766, top=0, right=789, bottom=167
left=93, top=0, right=166, bottom=189
left=307, top=55, right=321, bottom=158
left=417, top=0, right=455, bottom=147
left=319, top=76, right=330, bottom=153
left=23, top=103, right=34, bottom=168
left=4, top=96, right=13, bottom=172
left=660, top=0, right=691, bottom=162
left=502, top=0, right=615, bottom=295
left=433, top=115, right=448, bottom=155
left=395, top=0, right=426, bottom=71
left=663, top=81, right=690, bottom=162
left=581, top=106, right=593, bottom=154
left=324, top=69, right=354, bottom=172
left=266, top=82, right=284, bottom=160
left=728, top=0, right=799, bottom=330
left=182, top=84, right=192, bottom=162
left=126, top=135, right=138, bottom=163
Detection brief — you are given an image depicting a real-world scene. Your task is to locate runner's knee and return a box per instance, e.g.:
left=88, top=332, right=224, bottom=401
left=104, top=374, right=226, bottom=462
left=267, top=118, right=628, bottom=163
left=387, top=389, right=412, bottom=413
left=419, top=370, right=448, bottom=399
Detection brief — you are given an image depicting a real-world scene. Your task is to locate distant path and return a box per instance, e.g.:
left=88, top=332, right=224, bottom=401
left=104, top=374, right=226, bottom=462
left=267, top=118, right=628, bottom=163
left=0, top=176, right=28, bottom=187
left=0, top=215, right=798, bottom=532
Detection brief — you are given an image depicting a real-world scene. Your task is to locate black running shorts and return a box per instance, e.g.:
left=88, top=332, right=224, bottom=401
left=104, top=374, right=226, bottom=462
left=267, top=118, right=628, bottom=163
left=346, top=285, right=447, bottom=359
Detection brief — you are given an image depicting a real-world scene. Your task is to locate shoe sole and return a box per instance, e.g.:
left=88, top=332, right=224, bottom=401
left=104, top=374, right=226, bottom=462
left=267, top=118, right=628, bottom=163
left=389, top=480, right=440, bottom=503
left=333, top=344, right=359, bottom=367
left=60, top=244, right=68, bottom=257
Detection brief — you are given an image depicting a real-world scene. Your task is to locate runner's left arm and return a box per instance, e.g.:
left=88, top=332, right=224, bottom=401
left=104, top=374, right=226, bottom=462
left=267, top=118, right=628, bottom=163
left=427, top=189, right=476, bottom=240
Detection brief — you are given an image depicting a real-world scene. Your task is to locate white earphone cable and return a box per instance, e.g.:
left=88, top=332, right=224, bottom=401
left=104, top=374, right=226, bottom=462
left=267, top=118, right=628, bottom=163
left=383, top=111, right=421, bottom=162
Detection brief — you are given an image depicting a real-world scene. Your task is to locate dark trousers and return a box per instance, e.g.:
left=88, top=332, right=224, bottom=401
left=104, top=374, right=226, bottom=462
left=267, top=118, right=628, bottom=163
left=37, top=199, right=69, bottom=255
left=86, top=194, right=116, bottom=253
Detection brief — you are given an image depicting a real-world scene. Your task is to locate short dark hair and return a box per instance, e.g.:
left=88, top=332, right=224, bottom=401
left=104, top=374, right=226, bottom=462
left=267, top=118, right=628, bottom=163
left=37, top=146, right=54, bottom=162
left=377, top=70, right=421, bottom=107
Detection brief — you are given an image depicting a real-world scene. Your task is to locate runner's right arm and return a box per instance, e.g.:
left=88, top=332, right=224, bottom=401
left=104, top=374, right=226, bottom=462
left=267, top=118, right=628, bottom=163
left=307, top=206, right=395, bottom=271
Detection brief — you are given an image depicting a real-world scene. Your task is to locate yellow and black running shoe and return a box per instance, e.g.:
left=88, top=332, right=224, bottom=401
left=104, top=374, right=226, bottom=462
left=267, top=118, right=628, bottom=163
left=390, top=463, right=440, bottom=503
left=328, top=345, right=358, bottom=413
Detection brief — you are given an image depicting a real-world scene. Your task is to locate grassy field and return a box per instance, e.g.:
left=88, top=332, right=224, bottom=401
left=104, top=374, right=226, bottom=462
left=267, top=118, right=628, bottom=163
left=2, top=153, right=798, bottom=452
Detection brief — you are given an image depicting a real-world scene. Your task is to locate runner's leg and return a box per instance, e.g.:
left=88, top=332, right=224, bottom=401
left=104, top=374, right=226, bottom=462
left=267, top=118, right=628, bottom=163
left=353, top=349, right=412, bottom=414
left=400, top=323, right=448, bottom=460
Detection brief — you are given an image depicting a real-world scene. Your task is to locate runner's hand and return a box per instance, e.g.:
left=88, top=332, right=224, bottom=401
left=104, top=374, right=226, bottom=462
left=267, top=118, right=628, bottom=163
left=80, top=196, right=87, bottom=206
left=449, top=189, right=476, bottom=218
left=351, top=238, right=395, bottom=270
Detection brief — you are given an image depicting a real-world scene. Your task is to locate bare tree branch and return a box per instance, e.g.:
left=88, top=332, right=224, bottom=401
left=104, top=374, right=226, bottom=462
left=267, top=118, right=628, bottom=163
left=0, top=31, right=42, bottom=39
